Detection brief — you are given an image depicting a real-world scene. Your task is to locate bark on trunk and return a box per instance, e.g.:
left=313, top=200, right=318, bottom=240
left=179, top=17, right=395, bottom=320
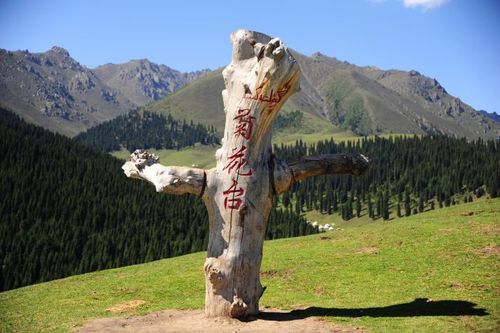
left=122, top=29, right=369, bottom=319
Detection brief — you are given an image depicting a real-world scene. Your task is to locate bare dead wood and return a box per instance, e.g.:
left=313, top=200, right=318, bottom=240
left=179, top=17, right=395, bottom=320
left=274, top=153, right=370, bottom=195
left=122, top=150, right=206, bottom=196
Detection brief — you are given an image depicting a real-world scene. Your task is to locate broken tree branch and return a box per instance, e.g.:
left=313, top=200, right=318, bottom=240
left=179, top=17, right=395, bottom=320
left=274, top=153, right=370, bottom=195
left=122, top=149, right=206, bottom=196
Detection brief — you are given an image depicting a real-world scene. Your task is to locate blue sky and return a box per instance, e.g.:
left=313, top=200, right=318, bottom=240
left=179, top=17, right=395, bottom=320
left=0, top=0, right=499, bottom=113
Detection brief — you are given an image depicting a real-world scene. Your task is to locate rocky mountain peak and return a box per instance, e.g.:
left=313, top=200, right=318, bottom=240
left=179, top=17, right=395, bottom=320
left=93, top=59, right=209, bottom=106
left=479, top=110, right=500, bottom=123
left=0, top=47, right=136, bottom=135
left=311, top=51, right=325, bottom=58
left=310, top=51, right=341, bottom=63
left=48, top=46, right=71, bottom=57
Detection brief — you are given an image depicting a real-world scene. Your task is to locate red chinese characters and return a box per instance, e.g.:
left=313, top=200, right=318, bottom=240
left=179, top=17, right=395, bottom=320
left=244, top=79, right=292, bottom=111
left=222, top=108, right=257, bottom=211
left=234, top=108, right=255, bottom=140
left=222, top=146, right=253, bottom=176
left=223, top=179, right=245, bottom=210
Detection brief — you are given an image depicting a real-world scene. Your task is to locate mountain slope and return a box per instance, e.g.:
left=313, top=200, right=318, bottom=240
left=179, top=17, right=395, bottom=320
left=0, top=47, right=136, bottom=136
left=94, top=60, right=208, bottom=106
left=300, top=51, right=500, bottom=139
left=144, top=50, right=500, bottom=140
left=144, top=69, right=227, bottom=131
left=0, top=47, right=208, bottom=136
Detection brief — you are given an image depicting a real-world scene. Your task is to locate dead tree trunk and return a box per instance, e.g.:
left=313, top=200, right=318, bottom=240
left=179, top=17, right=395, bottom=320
left=122, top=29, right=369, bottom=318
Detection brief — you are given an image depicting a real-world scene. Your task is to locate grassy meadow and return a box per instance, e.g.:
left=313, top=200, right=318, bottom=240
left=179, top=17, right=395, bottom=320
left=0, top=198, right=498, bottom=332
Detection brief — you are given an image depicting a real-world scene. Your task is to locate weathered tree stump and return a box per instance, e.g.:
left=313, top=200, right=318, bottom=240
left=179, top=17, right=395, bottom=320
left=122, top=29, right=369, bottom=318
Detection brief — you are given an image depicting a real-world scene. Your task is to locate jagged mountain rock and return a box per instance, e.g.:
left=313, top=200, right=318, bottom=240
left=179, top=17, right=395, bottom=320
left=0, top=47, right=209, bottom=137
left=94, top=60, right=208, bottom=106
left=0, top=47, right=136, bottom=136
left=478, top=110, right=500, bottom=123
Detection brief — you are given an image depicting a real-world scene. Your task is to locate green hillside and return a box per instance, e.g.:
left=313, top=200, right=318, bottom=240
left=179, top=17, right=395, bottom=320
left=141, top=65, right=347, bottom=138
left=140, top=50, right=499, bottom=141
left=143, top=69, right=226, bottom=133
left=1, top=199, right=498, bottom=332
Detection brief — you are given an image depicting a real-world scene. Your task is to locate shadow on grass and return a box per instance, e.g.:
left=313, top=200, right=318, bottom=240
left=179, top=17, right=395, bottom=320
left=254, top=298, right=488, bottom=321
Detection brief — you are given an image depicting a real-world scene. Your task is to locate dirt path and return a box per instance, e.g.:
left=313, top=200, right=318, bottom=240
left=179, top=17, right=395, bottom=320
left=78, top=308, right=363, bottom=333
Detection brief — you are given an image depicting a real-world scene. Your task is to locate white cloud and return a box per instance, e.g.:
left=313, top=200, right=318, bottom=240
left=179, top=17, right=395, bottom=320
left=403, top=0, right=450, bottom=10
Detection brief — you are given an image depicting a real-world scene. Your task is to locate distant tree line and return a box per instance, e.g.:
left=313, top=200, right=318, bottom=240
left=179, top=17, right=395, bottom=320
left=74, top=110, right=220, bottom=152
left=274, top=135, right=499, bottom=221
left=0, top=108, right=317, bottom=291
left=273, top=110, right=304, bottom=131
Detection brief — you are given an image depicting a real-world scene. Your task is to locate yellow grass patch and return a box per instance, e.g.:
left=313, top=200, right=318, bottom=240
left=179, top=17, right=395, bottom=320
left=105, top=300, right=146, bottom=313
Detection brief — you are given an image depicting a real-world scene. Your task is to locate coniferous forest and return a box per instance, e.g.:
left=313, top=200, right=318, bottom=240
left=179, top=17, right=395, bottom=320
left=2, top=106, right=499, bottom=292
left=74, top=110, right=220, bottom=152
left=0, top=108, right=316, bottom=291
left=274, top=136, right=499, bottom=220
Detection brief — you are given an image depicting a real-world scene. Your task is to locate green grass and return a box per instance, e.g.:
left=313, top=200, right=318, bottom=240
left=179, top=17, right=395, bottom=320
left=1, top=198, right=498, bottom=332
left=143, top=69, right=226, bottom=133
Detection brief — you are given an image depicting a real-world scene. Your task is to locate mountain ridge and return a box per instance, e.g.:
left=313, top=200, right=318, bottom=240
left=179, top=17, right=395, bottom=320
left=293, top=51, right=499, bottom=139
left=478, top=110, right=500, bottom=123
left=93, top=60, right=209, bottom=106
left=1, top=46, right=498, bottom=139
left=142, top=49, right=499, bottom=140
left=0, top=46, right=208, bottom=136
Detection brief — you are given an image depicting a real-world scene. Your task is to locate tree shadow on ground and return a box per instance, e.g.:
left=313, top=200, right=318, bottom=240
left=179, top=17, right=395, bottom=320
left=252, top=298, right=488, bottom=322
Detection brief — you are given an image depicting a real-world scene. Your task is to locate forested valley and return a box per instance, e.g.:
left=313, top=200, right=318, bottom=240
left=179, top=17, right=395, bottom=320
left=0, top=108, right=316, bottom=291
left=2, top=106, right=498, bottom=292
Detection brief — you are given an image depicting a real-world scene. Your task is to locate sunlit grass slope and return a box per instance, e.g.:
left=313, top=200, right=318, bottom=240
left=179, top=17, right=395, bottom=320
left=1, top=199, right=498, bottom=333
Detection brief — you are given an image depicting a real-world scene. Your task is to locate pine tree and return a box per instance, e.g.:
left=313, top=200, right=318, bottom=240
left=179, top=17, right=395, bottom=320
left=356, top=196, right=361, bottom=218
left=382, top=192, right=390, bottom=220
left=368, top=197, right=374, bottom=219
left=405, top=189, right=411, bottom=217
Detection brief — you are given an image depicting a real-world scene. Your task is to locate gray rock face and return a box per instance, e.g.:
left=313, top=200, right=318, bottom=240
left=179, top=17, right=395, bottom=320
left=479, top=110, right=500, bottom=123
left=0, top=47, right=133, bottom=135
left=93, top=59, right=209, bottom=106
left=0, top=47, right=209, bottom=136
